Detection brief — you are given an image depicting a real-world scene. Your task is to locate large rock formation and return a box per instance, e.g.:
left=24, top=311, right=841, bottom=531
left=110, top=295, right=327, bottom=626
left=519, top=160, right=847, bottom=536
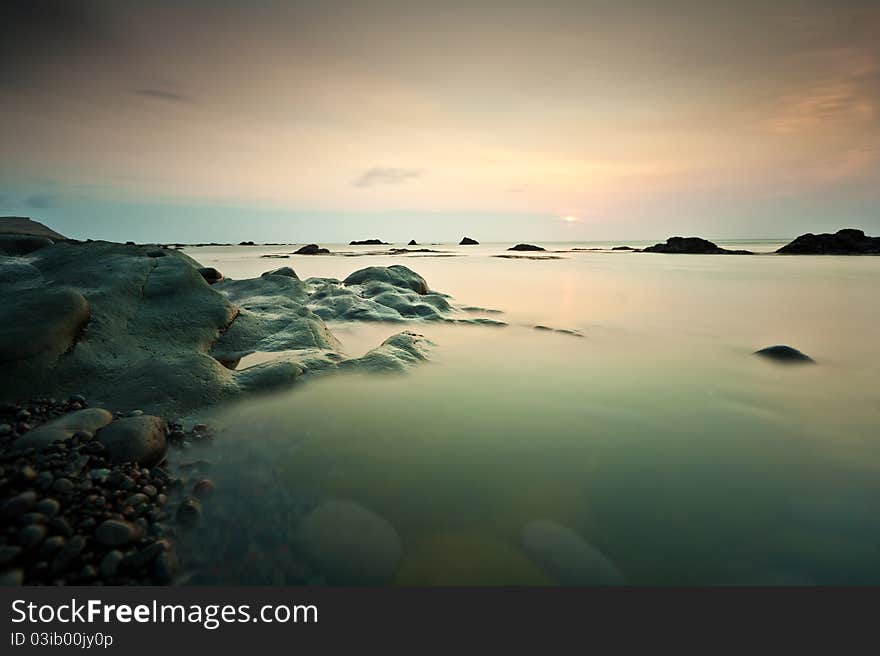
left=508, top=244, right=545, bottom=252
left=776, top=229, right=880, bottom=255
left=294, top=244, right=330, bottom=255
left=0, top=238, right=501, bottom=416
left=349, top=239, right=388, bottom=245
left=0, top=216, right=66, bottom=240
left=459, top=237, right=479, bottom=245
left=642, top=237, right=753, bottom=254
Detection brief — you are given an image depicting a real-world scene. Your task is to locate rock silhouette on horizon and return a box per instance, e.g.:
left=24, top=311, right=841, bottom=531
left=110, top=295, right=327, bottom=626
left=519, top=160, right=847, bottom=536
left=508, top=244, right=545, bottom=252
left=349, top=239, right=388, bottom=245
left=776, top=229, right=880, bottom=255
left=460, top=237, right=479, bottom=245
left=642, top=236, right=752, bottom=254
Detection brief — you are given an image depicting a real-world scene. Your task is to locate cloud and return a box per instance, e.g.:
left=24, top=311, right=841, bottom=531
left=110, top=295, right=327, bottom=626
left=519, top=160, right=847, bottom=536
left=134, top=88, right=194, bottom=104
left=27, top=193, right=60, bottom=209
left=353, top=167, right=421, bottom=188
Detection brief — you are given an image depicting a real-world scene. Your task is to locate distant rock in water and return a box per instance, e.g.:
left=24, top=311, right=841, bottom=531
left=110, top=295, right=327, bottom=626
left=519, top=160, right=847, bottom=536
left=508, top=244, right=545, bottom=251
left=754, top=345, right=815, bottom=364
left=612, top=246, right=635, bottom=251
left=349, top=239, right=388, bottom=245
left=776, top=229, right=880, bottom=255
left=238, top=241, right=256, bottom=246
left=408, top=239, right=418, bottom=246
left=642, top=236, right=753, bottom=254
left=459, top=237, right=479, bottom=245
left=294, top=244, right=330, bottom=255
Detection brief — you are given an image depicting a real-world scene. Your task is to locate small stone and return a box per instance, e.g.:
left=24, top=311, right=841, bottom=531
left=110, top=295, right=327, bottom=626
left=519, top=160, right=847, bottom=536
left=34, top=498, right=61, bottom=518
left=151, top=548, right=178, bottom=583
left=192, top=479, right=215, bottom=499
left=19, top=512, right=49, bottom=525
left=49, top=517, right=73, bottom=537
left=0, top=423, right=11, bottom=436
left=0, top=545, right=22, bottom=565
left=99, top=550, right=123, bottom=578
left=126, top=410, right=144, bottom=417
left=18, top=465, right=38, bottom=482
left=1, top=491, right=37, bottom=520
left=95, top=416, right=168, bottom=467
left=142, top=485, right=157, bottom=498
left=0, top=569, right=23, bottom=586
left=124, top=493, right=149, bottom=508
left=36, top=471, right=54, bottom=489
left=176, top=498, right=202, bottom=528
left=123, top=540, right=168, bottom=571
left=39, top=536, right=66, bottom=559
left=51, top=478, right=75, bottom=495
left=89, top=468, right=111, bottom=482
left=19, top=524, right=48, bottom=548
left=94, top=519, right=143, bottom=546
left=78, top=565, right=98, bottom=580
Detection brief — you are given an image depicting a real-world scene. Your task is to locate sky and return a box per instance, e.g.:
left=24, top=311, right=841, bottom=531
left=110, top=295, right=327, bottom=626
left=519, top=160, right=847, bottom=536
left=1, top=0, right=879, bottom=243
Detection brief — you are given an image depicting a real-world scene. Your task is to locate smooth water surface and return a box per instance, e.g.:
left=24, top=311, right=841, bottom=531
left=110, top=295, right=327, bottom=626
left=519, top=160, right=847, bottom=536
left=181, top=241, right=880, bottom=585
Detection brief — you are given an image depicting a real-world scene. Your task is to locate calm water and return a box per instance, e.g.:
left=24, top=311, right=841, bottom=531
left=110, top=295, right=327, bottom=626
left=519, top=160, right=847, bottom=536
left=181, top=241, right=880, bottom=585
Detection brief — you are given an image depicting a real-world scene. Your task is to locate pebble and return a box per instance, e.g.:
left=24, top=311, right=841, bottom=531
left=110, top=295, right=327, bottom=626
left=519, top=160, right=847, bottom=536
left=95, top=519, right=143, bottom=547
left=34, top=498, right=61, bottom=517
left=0, top=423, right=12, bottom=436
left=51, top=478, right=75, bottom=495
left=50, top=536, right=85, bottom=574
left=176, top=498, right=202, bottom=528
left=0, top=545, right=22, bottom=565
left=39, top=536, right=66, bottom=559
left=152, top=549, right=178, bottom=583
left=19, top=524, right=48, bottom=548
left=2, top=491, right=37, bottom=520
left=99, top=550, right=124, bottom=578
left=193, top=479, right=215, bottom=499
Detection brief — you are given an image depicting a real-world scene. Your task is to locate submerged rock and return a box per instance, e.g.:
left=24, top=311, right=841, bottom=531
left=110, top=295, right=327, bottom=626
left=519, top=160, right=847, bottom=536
left=642, top=237, right=752, bottom=254
left=508, top=244, right=545, bottom=251
left=776, top=229, right=880, bottom=255
left=754, top=345, right=815, bottom=364
left=459, top=237, right=479, bottom=245
left=340, top=331, right=432, bottom=372
left=294, top=500, right=402, bottom=585
left=521, top=519, right=625, bottom=585
left=294, top=244, right=330, bottom=255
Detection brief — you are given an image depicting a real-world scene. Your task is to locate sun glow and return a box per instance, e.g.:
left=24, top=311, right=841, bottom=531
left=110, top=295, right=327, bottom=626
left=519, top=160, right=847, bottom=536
left=562, top=215, right=579, bottom=223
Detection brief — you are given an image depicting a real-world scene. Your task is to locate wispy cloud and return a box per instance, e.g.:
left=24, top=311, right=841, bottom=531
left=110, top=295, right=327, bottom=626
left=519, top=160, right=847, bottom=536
left=134, top=88, right=194, bottom=104
left=353, top=167, right=421, bottom=188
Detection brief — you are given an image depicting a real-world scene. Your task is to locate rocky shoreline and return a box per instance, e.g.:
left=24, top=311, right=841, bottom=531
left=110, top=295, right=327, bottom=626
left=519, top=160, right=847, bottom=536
left=1, top=397, right=215, bottom=586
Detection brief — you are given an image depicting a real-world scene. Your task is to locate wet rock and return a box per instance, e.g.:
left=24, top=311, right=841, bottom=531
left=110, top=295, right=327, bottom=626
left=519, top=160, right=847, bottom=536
left=754, top=345, right=815, bottom=364
left=1, top=491, right=37, bottom=520
left=508, top=244, right=545, bottom=251
left=0, top=234, right=54, bottom=255
left=521, top=519, right=625, bottom=585
left=51, top=478, right=75, bottom=495
left=340, top=331, right=432, bottom=373
left=342, top=265, right=429, bottom=295
left=777, top=228, right=880, bottom=255
left=193, top=479, right=215, bottom=499
left=50, top=535, right=85, bottom=574
left=642, top=236, right=752, bottom=254
left=99, top=550, right=124, bottom=578
left=0, top=287, right=90, bottom=365
left=152, top=549, right=178, bottom=583
left=459, top=237, right=479, bottom=245
left=95, top=416, right=167, bottom=467
left=176, top=498, right=202, bottom=528
left=12, top=408, right=113, bottom=453
left=294, top=500, right=402, bottom=585
left=95, top=520, right=144, bottom=546
left=0, top=569, right=24, bottom=585
left=19, top=524, right=48, bottom=549
left=0, top=545, right=22, bottom=565
left=198, top=267, right=224, bottom=284
left=260, top=266, right=298, bottom=279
